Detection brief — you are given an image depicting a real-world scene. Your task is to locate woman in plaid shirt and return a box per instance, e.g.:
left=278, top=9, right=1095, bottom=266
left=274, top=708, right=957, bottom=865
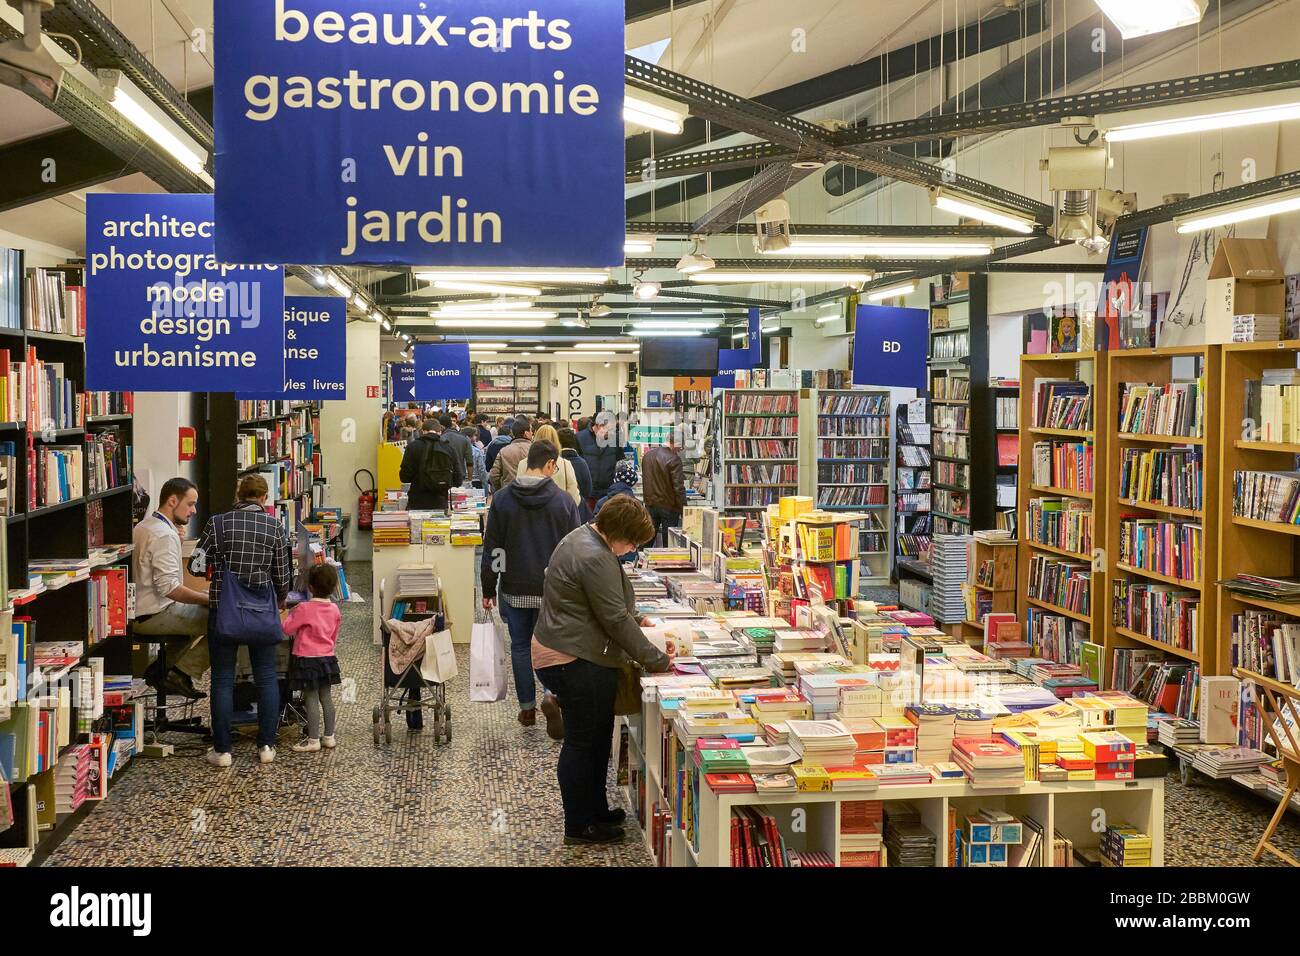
left=190, top=474, right=293, bottom=767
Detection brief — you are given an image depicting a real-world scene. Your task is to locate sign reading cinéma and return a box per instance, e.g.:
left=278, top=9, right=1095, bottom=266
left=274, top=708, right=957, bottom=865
left=214, top=0, right=626, bottom=267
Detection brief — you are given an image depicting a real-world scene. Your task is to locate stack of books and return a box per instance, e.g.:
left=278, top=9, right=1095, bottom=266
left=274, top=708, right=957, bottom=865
left=883, top=802, right=937, bottom=867
left=951, top=737, right=1025, bottom=788
left=930, top=534, right=971, bottom=624
left=906, top=703, right=957, bottom=764
left=786, top=719, right=856, bottom=766
left=1192, top=746, right=1268, bottom=779
left=1233, top=313, right=1281, bottom=342
left=1156, top=717, right=1200, bottom=748
left=1101, top=823, right=1153, bottom=867
left=840, top=800, right=884, bottom=867
left=372, top=511, right=410, bottom=547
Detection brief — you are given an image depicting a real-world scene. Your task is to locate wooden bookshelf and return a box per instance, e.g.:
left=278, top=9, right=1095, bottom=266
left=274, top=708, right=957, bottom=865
left=1106, top=345, right=1219, bottom=693
left=1017, top=350, right=1109, bottom=675
left=1217, top=340, right=1300, bottom=681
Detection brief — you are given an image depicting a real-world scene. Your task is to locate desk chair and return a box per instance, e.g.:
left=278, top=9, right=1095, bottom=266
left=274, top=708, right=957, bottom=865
left=142, top=634, right=209, bottom=743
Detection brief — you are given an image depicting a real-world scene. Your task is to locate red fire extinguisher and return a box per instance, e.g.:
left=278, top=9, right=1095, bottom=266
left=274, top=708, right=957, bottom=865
left=355, top=469, right=377, bottom=530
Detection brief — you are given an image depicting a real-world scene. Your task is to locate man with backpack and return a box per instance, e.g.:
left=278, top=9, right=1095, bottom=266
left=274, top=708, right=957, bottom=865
left=400, top=417, right=465, bottom=510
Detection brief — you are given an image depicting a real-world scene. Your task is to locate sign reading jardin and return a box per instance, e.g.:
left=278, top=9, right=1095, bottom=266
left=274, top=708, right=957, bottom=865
left=85, top=193, right=285, bottom=393
left=241, top=296, right=347, bottom=400
left=214, top=1, right=626, bottom=267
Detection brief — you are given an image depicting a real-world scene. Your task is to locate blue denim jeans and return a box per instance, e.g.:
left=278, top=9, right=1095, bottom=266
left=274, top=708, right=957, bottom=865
left=498, top=601, right=541, bottom=709
left=209, top=640, right=280, bottom=752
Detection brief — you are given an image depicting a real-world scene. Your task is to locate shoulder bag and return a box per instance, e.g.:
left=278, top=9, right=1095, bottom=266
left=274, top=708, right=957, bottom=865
left=212, top=512, right=283, bottom=646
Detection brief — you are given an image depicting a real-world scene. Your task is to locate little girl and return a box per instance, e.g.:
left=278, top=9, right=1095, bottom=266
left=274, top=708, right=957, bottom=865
left=282, top=563, right=343, bottom=753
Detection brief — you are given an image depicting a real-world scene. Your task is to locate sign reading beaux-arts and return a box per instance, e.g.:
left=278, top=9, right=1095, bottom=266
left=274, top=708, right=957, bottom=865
left=213, top=0, right=626, bottom=267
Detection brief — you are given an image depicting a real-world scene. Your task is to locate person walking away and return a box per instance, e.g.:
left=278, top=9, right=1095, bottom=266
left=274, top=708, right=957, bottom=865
left=533, top=496, right=674, bottom=845
left=133, top=477, right=211, bottom=699
left=557, top=427, right=593, bottom=510
left=484, top=418, right=515, bottom=471
left=400, top=417, right=464, bottom=510
left=477, top=414, right=494, bottom=448
left=488, top=417, right=533, bottom=492
left=191, top=474, right=293, bottom=767
left=462, top=425, right=488, bottom=489
left=534, top=424, right=581, bottom=506
left=642, top=434, right=687, bottom=547
left=481, top=440, right=580, bottom=736
left=282, top=563, right=343, bottom=753
left=577, top=411, right=621, bottom=507
left=440, top=413, right=474, bottom=482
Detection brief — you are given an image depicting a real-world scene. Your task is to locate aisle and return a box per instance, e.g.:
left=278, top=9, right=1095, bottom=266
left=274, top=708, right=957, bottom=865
left=41, top=563, right=652, bottom=867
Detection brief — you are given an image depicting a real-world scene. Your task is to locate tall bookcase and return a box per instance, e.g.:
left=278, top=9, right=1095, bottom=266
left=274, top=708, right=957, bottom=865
left=895, top=398, right=932, bottom=610
left=806, top=388, right=892, bottom=585
left=1017, top=351, right=1109, bottom=677
left=1105, top=346, right=1218, bottom=705
left=993, top=380, right=1020, bottom=534
left=472, top=361, right=540, bottom=418
left=715, top=388, right=801, bottom=517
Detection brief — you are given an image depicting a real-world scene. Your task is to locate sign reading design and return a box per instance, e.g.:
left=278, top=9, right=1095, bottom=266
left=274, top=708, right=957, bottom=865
left=214, top=0, right=626, bottom=267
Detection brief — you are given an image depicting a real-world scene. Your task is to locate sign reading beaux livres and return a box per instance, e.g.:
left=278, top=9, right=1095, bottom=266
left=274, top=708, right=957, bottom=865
left=214, top=1, right=625, bottom=267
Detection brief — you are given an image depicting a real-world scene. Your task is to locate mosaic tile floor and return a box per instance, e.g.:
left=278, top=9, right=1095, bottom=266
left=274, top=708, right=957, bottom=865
left=38, top=572, right=1300, bottom=867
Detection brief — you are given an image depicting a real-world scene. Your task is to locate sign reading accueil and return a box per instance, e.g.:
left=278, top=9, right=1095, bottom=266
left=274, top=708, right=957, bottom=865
left=214, top=1, right=626, bottom=267
left=415, top=343, right=471, bottom=401
left=241, top=296, right=347, bottom=400
left=391, top=363, right=417, bottom=403
left=85, top=193, right=285, bottom=393
left=853, top=304, right=929, bottom=390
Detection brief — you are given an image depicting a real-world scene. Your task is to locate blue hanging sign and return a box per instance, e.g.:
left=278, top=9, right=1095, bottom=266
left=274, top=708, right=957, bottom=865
left=213, top=0, right=626, bottom=267
left=241, top=296, right=347, bottom=400
left=748, top=308, right=762, bottom=363
left=391, top=363, right=418, bottom=403
left=852, top=304, right=929, bottom=390
left=718, top=348, right=751, bottom=372
left=415, top=343, right=472, bottom=400
left=85, top=193, right=285, bottom=393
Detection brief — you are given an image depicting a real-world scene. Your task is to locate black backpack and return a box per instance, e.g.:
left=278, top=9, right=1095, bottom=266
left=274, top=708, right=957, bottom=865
left=419, top=435, right=456, bottom=494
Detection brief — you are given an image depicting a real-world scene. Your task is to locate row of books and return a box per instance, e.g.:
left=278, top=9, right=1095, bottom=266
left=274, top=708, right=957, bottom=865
left=1118, top=446, right=1203, bottom=512
left=725, top=438, right=797, bottom=458
left=818, top=463, right=887, bottom=484
left=1242, top=369, right=1300, bottom=443
left=237, top=400, right=308, bottom=422
left=931, top=331, right=969, bottom=359
left=897, top=468, right=931, bottom=490
left=725, top=464, right=798, bottom=485
left=724, top=417, right=796, bottom=437
left=0, top=348, right=128, bottom=426
left=84, top=391, right=133, bottom=418
left=1111, top=578, right=1199, bottom=652
left=87, top=428, right=131, bottom=495
left=724, top=487, right=787, bottom=508
left=0, top=248, right=20, bottom=330
left=1027, top=498, right=1092, bottom=555
left=816, top=417, right=886, bottom=438
left=896, top=444, right=929, bottom=467
left=25, top=267, right=84, bottom=336
left=1117, top=379, right=1204, bottom=438
left=818, top=485, right=888, bottom=507
left=1026, top=607, right=1090, bottom=665
left=724, top=392, right=796, bottom=415
left=932, top=376, right=970, bottom=400
left=1232, top=469, right=1300, bottom=525
left=36, top=445, right=83, bottom=507
left=1032, top=379, right=1092, bottom=431
left=1229, top=608, right=1300, bottom=684
left=996, top=395, right=1019, bottom=429
left=933, top=459, right=968, bottom=490
left=933, top=404, right=969, bottom=433
left=1117, top=517, right=1202, bottom=583
left=1031, top=440, right=1092, bottom=491
left=932, top=488, right=969, bottom=520
left=933, top=432, right=969, bottom=460
left=817, top=393, right=887, bottom=415
left=1026, top=554, right=1091, bottom=615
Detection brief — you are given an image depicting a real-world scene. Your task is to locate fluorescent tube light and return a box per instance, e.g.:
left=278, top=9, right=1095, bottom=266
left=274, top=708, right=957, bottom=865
left=625, top=236, right=656, bottom=255
left=1174, top=189, right=1300, bottom=234
left=632, top=321, right=720, bottom=331
left=434, top=318, right=552, bottom=329
left=1105, top=101, right=1300, bottom=143
left=555, top=350, right=621, bottom=357
left=99, top=70, right=210, bottom=178
left=624, top=87, right=688, bottom=135
left=458, top=342, right=509, bottom=349
left=1093, top=0, right=1206, bottom=39
left=866, top=282, right=919, bottom=302
left=432, top=280, right=545, bottom=297
left=417, top=270, right=609, bottom=285
left=633, top=280, right=662, bottom=300
left=932, top=192, right=1037, bottom=234
left=432, top=311, right=558, bottom=321
left=436, top=299, right=537, bottom=314
left=628, top=330, right=705, bottom=337
left=814, top=313, right=840, bottom=327
left=574, top=342, right=637, bottom=349
left=768, top=239, right=994, bottom=257
left=692, top=271, right=873, bottom=284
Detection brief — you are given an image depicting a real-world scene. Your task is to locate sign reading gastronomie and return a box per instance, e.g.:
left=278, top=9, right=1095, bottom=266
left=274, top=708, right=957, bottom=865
left=241, top=296, right=347, bottom=400
left=85, top=193, right=285, bottom=393
left=414, top=343, right=471, bottom=401
left=214, top=0, right=626, bottom=267
left=853, top=304, right=929, bottom=390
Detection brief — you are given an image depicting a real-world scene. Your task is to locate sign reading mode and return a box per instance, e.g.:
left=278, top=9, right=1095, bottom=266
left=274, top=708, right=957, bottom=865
left=214, top=0, right=626, bottom=267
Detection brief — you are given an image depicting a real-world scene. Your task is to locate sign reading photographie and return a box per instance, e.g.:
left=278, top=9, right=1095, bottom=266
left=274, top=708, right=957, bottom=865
left=214, top=0, right=626, bottom=267
left=241, top=296, right=347, bottom=400
left=85, top=193, right=285, bottom=393
left=414, top=343, right=471, bottom=401
left=852, top=304, right=928, bottom=390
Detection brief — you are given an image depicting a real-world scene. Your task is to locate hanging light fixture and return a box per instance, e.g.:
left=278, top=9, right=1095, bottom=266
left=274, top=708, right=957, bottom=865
left=676, top=237, right=716, bottom=274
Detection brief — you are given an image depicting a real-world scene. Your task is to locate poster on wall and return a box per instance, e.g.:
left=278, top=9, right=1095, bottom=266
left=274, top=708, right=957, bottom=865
left=85, top=193, right=285, bottom=393
left=414, top=343, right=471, bottom=401
left=213, top=1, right=626, bottom=267
left=852, top=304, right=928, bottom=390
left=241, top=296, right=347, bottom=400
left=391, top=363, right=417, bottom=403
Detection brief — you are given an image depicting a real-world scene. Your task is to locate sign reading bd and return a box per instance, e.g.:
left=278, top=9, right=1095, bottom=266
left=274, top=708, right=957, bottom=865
left=214, top=1, right=626, bottom=267
left=853, top=304, right=929, bottom=391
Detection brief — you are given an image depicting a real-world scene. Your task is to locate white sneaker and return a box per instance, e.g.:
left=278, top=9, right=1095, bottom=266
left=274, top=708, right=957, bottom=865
left=206, top=749, right=232, bottom=768
left=321, top=735, right=337, bottom=749
left=292, top=737, right=321, bottom=753
left=258, top=746, right=276, bottom=764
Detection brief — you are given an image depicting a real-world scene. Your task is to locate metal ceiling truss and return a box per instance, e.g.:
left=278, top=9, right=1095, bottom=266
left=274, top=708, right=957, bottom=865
left=625, top=142, right=794, bottom=184
left=1114, top=169, right=1300, bottom=230
left=625, top=222, right=1031, bottom=238
left=833, top=58, right=1300, bottom=148
left=42, top=0, right=213, bottom=150
left=689, top=161, right=819, bottom=234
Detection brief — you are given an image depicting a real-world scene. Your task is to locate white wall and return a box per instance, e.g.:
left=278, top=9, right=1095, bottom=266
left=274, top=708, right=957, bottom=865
left=540, top=360, right=629, bottom=420
left=133, top=393, right=200, bottom=528
left=320, top=319, right=381, bottom=554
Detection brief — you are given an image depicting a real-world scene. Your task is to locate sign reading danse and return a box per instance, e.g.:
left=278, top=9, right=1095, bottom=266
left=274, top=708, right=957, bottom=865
left=241, top=296, right=347, bottom=400
left=214, top=1, right=626, bottom=266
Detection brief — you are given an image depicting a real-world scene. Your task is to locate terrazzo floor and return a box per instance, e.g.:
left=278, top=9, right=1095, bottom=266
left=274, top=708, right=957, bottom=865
left=37, top=571, right=1300, bottom=867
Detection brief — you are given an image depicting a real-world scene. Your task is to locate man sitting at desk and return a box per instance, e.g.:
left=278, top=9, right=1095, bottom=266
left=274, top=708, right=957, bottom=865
left=133, top=477, right=211, bottom=699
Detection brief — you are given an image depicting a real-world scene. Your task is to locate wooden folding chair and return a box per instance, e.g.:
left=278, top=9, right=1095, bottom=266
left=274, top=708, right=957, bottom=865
left=1235, top=668, right=1300, bottom=867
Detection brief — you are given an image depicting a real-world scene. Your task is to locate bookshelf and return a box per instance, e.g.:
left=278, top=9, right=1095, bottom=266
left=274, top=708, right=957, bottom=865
left=808, top=388, right=892, bottom=586
left=715, top=388, right=801, bottom=517
left=993, top=379, right=1020, bottom=535
left=1105, top=346, right=1218, bottom=712
left=472, top=361, right=540, bottom=417
left=895, top=398, right=932, bottom=612
left=1017, top=350, right=1109, bottom=679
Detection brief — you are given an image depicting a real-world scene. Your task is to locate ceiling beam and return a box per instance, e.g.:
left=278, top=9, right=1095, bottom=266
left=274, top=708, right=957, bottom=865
left=689, top=161, right=818, bottom=234
left=626, top=142, right=795, bottom=184
left=1114, top=169, right=1300, bottom=230
left=626, top=221, right=1031, bottom=238
left=625, top=0, right=712, bottom=25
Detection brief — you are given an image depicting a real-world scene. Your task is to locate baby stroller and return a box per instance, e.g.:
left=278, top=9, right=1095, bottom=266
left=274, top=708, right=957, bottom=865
left=374, top=576, right=452, bottom=745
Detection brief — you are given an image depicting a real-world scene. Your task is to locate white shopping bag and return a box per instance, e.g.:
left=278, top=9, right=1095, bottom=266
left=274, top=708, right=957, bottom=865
left=420, top=629, right=458, bottom=684
left=469, top=618, right=508, bottom=702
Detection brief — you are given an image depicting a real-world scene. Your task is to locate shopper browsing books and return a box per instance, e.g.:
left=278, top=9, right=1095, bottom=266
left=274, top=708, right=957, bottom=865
left=481, top=440, right=581, bottom=735
left=557, top=427, right=593, bottom=508
left=533, top=496, right=675, bottom=846
left=461, top=425, right=488, bottom=489
left=132, top=477, right=211, bottom=701
left=283, top=563, right=343, bottom=754
left=641, top=434, right=687, bottom=547
left=577, top=410, right=621, bottom=504
left=534, top=423, right=581, bottom=506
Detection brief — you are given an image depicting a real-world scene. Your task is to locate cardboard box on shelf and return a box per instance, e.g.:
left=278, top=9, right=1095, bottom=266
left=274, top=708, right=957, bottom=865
left=1204, top=239, right=1285, bottom=344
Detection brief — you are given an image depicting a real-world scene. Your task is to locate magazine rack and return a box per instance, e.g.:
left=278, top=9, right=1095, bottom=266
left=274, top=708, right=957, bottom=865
left=1234, top=668, right=1300, bottom=866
